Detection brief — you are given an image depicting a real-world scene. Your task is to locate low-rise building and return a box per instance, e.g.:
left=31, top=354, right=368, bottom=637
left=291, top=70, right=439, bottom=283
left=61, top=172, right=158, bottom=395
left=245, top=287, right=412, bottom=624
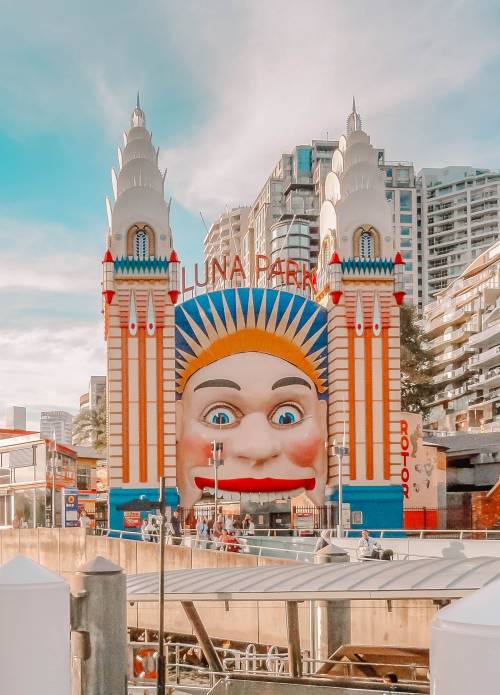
left=0, top=432, right=107, bottom=528
left=423, top=239, right=500, bottom=431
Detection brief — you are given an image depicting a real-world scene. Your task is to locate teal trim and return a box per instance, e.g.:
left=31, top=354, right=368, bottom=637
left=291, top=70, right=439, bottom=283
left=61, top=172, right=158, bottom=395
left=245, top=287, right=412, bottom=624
left=341, top=258, right=394, bottom=274
left=114, top=257, right=170, bottom=273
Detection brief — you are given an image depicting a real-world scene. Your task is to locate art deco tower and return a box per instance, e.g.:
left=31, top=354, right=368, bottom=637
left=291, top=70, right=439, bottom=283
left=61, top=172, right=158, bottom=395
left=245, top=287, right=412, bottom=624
left=317, top=101, right=404, bottom=526
left=102, top=99, right=180, bottom=517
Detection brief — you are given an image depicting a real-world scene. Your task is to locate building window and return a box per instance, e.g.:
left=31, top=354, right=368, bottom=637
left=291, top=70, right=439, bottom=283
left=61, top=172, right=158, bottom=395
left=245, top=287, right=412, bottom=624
left=400, top=191, right=412, bottom=211
left=400, top=214, right=412, bottom=223
left=385, top=191, right=393, bottom=203
left=401, top=227, right=411, bottom=237
left=360, top=231, right=374, bottom=259
left=134, top=230, right=149, bottom=259
left=400, top=238, right=412, bottom=248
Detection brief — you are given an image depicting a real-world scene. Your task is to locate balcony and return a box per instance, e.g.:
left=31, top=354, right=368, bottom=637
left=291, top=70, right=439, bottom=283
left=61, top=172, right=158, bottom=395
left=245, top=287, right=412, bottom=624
left=469, top=322, right=500, bottom=349
left=434, top=364, right=470, bottom=385
left=479, top=365, right=500, bottom=389
left=468, top=345, right=500, bottom=371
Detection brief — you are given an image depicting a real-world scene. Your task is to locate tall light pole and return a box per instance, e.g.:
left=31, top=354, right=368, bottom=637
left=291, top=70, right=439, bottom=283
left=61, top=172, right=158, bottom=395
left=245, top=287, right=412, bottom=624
left=157, top=476, right=167, bottom=695
left=209, top=440, right=224, bottom=518
left=334, top=407, right=349, bottom=538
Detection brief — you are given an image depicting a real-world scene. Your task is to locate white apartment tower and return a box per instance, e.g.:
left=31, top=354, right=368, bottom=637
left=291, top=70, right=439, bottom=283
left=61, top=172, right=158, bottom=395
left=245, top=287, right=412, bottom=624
left=419, top=166, right=500, bottom=303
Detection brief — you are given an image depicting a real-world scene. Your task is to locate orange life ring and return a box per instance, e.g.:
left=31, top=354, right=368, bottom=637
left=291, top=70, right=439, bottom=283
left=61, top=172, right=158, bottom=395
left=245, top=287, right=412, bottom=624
left=134, top=646, right=158, bottom=680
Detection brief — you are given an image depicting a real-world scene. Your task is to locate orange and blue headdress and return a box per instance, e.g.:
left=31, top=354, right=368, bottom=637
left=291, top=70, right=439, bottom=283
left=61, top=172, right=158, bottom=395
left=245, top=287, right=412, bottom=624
left=175, top=288, right=328, bottom=397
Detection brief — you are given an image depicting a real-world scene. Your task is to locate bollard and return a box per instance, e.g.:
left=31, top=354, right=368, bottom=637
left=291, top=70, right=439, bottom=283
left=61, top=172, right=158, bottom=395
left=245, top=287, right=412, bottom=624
left=70, top=555, right=127, bottom=695
left=0, top=555, right=70, bottom=695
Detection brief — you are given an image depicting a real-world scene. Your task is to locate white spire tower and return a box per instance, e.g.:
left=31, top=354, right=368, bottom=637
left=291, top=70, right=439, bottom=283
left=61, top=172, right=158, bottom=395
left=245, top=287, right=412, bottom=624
left=102, top=100, right=181, bottom=521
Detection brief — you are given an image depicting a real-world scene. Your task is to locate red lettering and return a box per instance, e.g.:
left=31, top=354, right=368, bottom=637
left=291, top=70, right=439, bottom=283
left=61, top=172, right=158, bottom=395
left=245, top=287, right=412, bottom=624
left=211, top=257, right=227, bottom=285
left=181, top=266, right=194, bottom=294
left=268, top=258, right=285, bottom=282
left=401, top=468, right=410, bottom=483
left=255, top=255, right=269, bottom=282
left=401, top=451, right=410, bottom=465
left=229, top=255, right=246, bottom=282
left=400, top=420, right=408, bottom=435
left=402, top=483, right=409, bottom=499
left=401, top=435, right=409, bottom=451
left=285, top=260, right=299, bottom=287
left=301, top=266, right=315, bottom=291
left=195, top=261, right=208, bottom=288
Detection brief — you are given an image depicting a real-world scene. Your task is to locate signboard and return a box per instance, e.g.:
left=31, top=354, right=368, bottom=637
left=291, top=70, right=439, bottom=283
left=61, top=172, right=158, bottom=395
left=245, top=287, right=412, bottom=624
left=123, top=511, right=141, bottom=528
left=64, top=491, right=79, bottom=527
left=400, top=413, right=446, bottom=528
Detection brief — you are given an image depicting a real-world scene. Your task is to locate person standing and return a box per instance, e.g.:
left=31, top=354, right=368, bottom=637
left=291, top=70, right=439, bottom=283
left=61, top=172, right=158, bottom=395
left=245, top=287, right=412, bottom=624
left=211, top=514, right=224, bottom=548
left=196, top=516, right=209, bottom=548
left=224, top=515, right=235, bottom=533
left=141, top=518, right=151, bottom=542
left=169, top=510, right=183, bottom=546
left=79, top=510, right=91, bottom=529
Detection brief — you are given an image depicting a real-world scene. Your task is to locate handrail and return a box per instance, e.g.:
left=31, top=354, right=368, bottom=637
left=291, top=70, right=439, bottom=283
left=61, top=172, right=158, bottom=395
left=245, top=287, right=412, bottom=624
left=96, top=528, right=446, bottom=563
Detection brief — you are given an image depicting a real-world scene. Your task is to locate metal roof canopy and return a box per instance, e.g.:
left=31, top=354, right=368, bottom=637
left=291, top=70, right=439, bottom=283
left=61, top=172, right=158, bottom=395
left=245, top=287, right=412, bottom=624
left=126, top=556, right=500, bottom=602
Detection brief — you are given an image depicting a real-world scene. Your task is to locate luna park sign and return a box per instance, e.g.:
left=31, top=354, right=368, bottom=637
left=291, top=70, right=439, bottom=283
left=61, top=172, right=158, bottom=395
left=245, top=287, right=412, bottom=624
left=181, top=254, right=317, bottom=294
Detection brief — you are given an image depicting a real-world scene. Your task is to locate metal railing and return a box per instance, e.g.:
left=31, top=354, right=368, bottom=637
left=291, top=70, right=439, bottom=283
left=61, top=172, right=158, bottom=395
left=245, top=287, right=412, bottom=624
left=128, top=639, right=429, bottom=691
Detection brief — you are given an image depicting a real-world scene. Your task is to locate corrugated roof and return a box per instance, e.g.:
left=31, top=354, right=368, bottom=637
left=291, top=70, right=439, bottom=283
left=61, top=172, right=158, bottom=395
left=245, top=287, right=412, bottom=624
left=127, top=556, right=500, bottom=602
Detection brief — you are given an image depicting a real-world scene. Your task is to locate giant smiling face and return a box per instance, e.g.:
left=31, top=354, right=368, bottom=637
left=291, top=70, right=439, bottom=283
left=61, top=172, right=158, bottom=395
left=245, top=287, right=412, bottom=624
left=176, top=351, right=328, bottom=508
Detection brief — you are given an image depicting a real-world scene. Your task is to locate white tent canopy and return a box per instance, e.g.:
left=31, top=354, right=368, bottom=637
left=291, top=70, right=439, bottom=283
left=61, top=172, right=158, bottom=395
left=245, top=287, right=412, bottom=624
left=127, top=556, right=500, bottom=602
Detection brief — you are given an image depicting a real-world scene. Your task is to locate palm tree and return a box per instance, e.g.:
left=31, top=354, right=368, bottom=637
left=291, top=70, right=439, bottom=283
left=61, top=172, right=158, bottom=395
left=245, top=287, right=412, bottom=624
left=72, top=396, right=107, bottom=452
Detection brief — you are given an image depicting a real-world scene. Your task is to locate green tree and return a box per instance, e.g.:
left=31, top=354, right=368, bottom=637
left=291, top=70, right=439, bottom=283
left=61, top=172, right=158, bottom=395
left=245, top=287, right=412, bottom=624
left=72, top=396, right=107, bottom=452
left=399, top=304, right=437, bottom=416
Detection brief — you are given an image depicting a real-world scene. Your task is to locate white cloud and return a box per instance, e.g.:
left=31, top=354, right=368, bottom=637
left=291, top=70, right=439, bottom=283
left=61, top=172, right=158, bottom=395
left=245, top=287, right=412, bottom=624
left=160, top=1, right=500, bottom=219
left=0, top=217, right=101, bottom=292
left=0, top=324, right=105, bottom=429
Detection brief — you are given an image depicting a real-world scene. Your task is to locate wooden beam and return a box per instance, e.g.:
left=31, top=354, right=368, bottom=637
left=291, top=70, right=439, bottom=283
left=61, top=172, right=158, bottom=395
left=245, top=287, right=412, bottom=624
left=286, top=600, right=302, bottom=677
left=181, top=601, right=224, bottom=673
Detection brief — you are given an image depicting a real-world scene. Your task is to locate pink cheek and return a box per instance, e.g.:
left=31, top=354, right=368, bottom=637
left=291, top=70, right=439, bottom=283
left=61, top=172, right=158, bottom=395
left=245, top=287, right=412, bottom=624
left=285, top=437, right=322, bottom=468
left=184, top=436, right=212, bottom=466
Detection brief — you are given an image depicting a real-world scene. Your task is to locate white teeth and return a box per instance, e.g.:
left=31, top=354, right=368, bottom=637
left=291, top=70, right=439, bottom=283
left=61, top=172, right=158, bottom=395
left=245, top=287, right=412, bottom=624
left=201, top=486, right=307, bottom=503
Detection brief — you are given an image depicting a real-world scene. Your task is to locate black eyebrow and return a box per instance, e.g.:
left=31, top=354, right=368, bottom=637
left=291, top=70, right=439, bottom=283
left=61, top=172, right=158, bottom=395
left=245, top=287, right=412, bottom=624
left=193, top=379, right=241, bottom=392
left=271, top=377, right=311, bottom=390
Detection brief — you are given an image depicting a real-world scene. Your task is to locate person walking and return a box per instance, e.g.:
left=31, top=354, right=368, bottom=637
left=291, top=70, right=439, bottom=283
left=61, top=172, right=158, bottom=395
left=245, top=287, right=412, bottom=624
left=169, top=510, right=183, bottom=546
left=78, top=510, right=91, bottom=529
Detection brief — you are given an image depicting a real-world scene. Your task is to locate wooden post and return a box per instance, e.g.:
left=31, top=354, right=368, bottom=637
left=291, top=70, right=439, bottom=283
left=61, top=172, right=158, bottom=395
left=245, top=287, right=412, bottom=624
left=181, top=601, right=224, bottom=673
left=286, top=600, right=302, bottom=677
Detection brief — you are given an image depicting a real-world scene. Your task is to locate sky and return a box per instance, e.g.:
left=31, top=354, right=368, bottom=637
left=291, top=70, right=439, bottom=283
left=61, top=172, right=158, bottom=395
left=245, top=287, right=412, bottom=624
left=1, top=0, right=500, bottom=428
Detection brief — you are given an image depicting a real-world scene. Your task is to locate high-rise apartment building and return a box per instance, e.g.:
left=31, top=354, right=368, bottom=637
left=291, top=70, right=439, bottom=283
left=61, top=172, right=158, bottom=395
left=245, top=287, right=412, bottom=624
left=418, top=166, right=500, bottom=303
left=39, top=410, right=73, bottom=445
left=379, top=159, right=420, bottom=311
left=79, top=376, right=106, bottom=412
left=205, top=103, right=421, bottom=308
left=242, top=139, right=339, bottom=287
left=422, top=239, right=500, bottom=432
left=203, top=207, right=249, bottom=290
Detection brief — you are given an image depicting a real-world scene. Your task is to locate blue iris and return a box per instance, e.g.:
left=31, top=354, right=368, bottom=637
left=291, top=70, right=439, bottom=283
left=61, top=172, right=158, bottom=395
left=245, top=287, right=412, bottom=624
left=212, top=412, right=230, bottom=425
left=278, top=411, right=296, bottom=425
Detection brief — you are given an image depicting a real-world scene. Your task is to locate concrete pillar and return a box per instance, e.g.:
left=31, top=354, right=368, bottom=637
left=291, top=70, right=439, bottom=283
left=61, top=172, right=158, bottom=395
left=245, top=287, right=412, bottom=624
left=70, top=555, right=127, bottom=695
left=314, top=545, right=351, bottom=667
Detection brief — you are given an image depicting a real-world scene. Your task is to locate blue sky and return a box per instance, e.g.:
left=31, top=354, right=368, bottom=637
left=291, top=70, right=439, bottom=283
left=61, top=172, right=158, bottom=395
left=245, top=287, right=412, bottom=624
left=1, top=0, right=500, bottom=427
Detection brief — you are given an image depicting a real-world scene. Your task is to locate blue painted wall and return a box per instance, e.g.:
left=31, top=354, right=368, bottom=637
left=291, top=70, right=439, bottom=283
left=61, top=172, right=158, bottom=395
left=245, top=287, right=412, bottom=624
left=329, top=485, right=403, bottom=533
left=108, top=487, right=179, bottom=534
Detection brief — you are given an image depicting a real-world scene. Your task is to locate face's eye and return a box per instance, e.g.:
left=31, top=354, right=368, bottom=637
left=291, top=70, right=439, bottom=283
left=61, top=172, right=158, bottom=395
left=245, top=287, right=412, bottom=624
left=202, top=405, right=240, bottom=428
left=269, top=403, right=304, bottom=427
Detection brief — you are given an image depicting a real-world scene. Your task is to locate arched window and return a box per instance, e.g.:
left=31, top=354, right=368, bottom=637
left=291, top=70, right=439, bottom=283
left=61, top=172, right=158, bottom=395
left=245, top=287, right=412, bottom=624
left=359, top=231, right=374, bottom=259
left=134, top=230, right=149, bottom=259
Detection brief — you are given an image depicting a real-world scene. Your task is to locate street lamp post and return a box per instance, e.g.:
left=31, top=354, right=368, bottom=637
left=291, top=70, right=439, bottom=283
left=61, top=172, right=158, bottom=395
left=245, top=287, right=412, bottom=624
left=334, top=443, right=348, bottom=538
left=157, top=476, right=167, bottom=695
left=209, top=440, right=224, bottom=518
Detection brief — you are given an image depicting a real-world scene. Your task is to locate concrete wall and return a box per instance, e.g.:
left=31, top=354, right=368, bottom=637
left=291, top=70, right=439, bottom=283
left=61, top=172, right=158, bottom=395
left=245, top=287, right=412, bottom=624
left=0, top=529, right=437, bottom=651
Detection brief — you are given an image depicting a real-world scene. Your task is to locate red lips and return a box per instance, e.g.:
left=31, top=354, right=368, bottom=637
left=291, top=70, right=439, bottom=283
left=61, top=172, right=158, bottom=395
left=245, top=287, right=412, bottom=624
left=194, top=477, right=315, bottom=493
